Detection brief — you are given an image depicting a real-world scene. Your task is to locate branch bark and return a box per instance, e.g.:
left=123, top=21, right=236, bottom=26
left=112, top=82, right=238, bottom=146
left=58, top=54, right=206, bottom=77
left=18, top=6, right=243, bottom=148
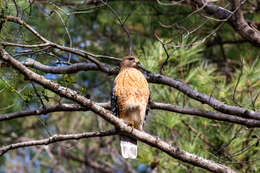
left=0, top=47, right=236, bottom=173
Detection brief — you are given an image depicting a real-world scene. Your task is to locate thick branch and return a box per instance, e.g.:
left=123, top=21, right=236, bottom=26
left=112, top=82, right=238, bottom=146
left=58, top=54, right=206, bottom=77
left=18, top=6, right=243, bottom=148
left=0, top=104, right=83, bottom=121
left=23, top=58, right=114, bottom=74
left=0, top=103, right=109, bottom=121
left=21, top=57, right=260, bottom=120
left=1, top=41, right=119, bottom=74
left=146, top=72, right=260, bottom=120
left=151, top=102, right=260, bottom=127
left=189, top=0, right=260, bottom=47
left=0, top=48, right=235, bottom=173
left=2, top=102, right=260, bottom=128
left=0, top=129, right=117, bottom=156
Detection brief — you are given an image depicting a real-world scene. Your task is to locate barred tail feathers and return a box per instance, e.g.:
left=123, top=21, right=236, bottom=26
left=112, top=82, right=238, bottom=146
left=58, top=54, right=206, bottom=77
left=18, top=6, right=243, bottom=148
left=120, top=136, right=137, bottom=159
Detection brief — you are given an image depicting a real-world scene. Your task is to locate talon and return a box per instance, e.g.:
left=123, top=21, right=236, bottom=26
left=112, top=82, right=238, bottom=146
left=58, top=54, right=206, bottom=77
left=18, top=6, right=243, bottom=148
left=128, top=122, right=134, bottom=128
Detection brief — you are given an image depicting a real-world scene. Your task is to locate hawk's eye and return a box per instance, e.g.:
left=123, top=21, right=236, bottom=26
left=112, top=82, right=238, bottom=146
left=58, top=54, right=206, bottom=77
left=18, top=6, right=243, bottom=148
left=128, top=57, right=135, bottom=61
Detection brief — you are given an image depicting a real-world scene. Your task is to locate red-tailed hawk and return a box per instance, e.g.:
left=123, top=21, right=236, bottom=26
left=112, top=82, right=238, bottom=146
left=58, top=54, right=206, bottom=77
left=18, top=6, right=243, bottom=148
left=111, top=56, right=151, bottom=159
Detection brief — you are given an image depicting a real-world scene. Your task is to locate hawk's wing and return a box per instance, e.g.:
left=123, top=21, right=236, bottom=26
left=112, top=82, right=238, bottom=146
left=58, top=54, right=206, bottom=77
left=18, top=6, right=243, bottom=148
left=146, top=88, right=151, bottom=116
left=145, top=88, right=151, bottom=122
left=111, top=81, right=137, bottom=159
left=111, top=82, right=118, bottom=117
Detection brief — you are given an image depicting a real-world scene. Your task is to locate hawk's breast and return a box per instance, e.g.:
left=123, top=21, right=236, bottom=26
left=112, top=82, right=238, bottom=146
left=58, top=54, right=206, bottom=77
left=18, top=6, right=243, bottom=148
left=114, top=68, right=149, bottom=117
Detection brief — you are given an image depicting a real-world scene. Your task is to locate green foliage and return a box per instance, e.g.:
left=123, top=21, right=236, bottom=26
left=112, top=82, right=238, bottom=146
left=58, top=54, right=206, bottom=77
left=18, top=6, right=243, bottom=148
left=137, top=35, right=260, bottom=172
left=0, top=0, right=260, bottom=172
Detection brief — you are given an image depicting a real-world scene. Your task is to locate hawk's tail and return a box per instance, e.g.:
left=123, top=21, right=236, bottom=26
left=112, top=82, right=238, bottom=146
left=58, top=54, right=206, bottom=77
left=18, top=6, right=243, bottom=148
left=120, top=135, right=137, bottom=159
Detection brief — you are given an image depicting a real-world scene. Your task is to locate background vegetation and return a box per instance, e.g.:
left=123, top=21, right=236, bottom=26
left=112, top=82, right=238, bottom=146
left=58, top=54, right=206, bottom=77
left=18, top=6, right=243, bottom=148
left=0, top=0, right=259, bottom=172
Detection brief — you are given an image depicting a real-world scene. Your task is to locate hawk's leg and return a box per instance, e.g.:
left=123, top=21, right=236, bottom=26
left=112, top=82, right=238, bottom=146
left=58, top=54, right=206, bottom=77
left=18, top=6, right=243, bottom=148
left=120, top=118, right=135, bottom=129
left=126, top=121, right=135, bottom=129
left=130, top=122, right=135, bottom=129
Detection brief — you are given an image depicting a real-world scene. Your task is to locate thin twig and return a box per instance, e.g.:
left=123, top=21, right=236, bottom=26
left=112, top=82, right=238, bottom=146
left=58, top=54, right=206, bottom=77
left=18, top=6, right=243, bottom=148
left=232, top=57, right=243, bottom=107
left=181, top=120, right=215, bottom=148
left=0, top=77, right=25, bottom=100
left=70, top=4, right=105, bottom=14
left=230, top=140, right=258, bottom=158
left=157, top=0, right=184, bottom=6
left=31, top=83, right=52, bottom=137
left=12, top=0, right=19, bottom=17
left=252, top=92, right=260, bottom=111
left=14, top=46, right=52, bottom=57
left=215, top=127, right=243, bottom=154
left=32, top=82, right=45, bottom=108
left=101, top=0, right=133, bottom=55
left=0, top=16, right=106, bottom=71
left=189, top=0, right=260, bottom=47
left=154, top=33, right=173, bottom=74
left=52, top=10, right=73, bottom=63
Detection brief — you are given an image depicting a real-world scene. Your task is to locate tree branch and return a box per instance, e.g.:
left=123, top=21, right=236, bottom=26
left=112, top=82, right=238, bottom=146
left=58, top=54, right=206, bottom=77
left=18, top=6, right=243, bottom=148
left=0, top=47, right=236, bottom=173
left=146, top=71, right=260, bottom=120
left=19, top=55, right=260, bottom=120
left=0, top=103, right=109, bottom=121
left=23, top=58, right=115, bottom=74
left=2, top=15, right=257, bottom=119
left=151, top=102, right=260, bottom=127
left=2, top=102, right=260, bottom=128
left=189, top=0, right=260, bottom=47
left=0, top=16, right=116, bottom=72
left=0, top=129, right=117, bottom=156
left=0, top=104, right=83, bottom=121
left=1, top=16, right=49, bottom=43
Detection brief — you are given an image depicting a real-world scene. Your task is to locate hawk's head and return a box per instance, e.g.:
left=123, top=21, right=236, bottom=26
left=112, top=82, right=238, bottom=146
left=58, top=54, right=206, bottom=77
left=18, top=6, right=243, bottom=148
left=121, top=56, right=140, bottom=68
